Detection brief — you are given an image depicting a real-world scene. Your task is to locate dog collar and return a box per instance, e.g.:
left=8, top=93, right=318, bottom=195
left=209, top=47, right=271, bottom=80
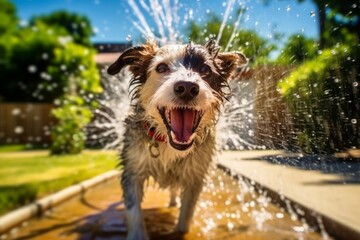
left=144, top=121, right=166, bottom=143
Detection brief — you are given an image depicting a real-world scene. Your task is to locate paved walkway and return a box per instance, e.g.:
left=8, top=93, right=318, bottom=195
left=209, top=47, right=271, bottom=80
left=4, top=160, right=324, bottom=240
left=3, top=150, right=359, bottom=239
left=217, top=150, right=360, bottom=240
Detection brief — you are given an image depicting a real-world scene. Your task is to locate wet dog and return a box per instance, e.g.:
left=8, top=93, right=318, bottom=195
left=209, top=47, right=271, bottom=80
left=107, top=39, right=247, bottom=240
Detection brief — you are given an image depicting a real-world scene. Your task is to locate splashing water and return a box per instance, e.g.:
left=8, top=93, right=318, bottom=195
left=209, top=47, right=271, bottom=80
left=127, top=0, right=180, bottom=45
left=89, top=0, right=262, bottom=152
left=87, top=0, right=330, bottom=238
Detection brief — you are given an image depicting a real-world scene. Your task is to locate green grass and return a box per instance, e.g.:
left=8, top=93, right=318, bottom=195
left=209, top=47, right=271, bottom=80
left=0, top=144, right=48, bottom=152
left=0, top=144, right=28, bottom=152
left=0, top=149, right=119, bottom=215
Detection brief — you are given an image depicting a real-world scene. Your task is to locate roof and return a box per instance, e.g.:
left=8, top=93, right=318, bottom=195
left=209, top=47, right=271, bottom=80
left=94, top=52, right=120, bottom=65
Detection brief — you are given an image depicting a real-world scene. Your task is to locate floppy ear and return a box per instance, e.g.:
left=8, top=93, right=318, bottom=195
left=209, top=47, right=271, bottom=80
left=216, top=51, right=248, bottom=80
left=204, top=38, right=220, bottom=58
left=107, top=42, right=158, bottom=83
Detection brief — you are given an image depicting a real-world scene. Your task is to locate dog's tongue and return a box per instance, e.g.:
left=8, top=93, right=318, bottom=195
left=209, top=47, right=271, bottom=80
left=170, top=109, right=195, bottom=142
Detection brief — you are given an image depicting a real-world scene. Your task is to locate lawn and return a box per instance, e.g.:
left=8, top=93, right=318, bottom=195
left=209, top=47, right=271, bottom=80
left=0, top=148, right=119, bottom=215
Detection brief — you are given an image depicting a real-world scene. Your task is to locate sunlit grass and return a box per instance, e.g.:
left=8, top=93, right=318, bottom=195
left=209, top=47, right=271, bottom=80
left=0, top=144, right=28, bottom=153
left=0, top=149, right=119, bottom=215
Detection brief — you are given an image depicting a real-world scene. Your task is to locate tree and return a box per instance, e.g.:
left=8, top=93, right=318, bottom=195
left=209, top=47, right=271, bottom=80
left=308, top=0, right=360, bottom=48
left=275, top=34, right=317, bottom=65
left=0, top=6, right=102, bottom=154
left=187, top=15, right=276, bottom=65
left=0, top=21, right=100, bottom=103
left=0, top=10, right=99, bottom=103
left=29, top=10, right=94, bottom=47
left=0, top=0, right=17, bottom=35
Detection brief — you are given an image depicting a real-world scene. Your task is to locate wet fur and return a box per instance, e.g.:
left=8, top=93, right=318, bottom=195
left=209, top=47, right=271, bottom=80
left=107, top=39, right=247, bottom=240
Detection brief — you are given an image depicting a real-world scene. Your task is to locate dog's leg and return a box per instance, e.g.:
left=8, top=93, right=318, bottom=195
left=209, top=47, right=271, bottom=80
left=121, top=170, right=148, bottom=240
left=168, top=187, right=177, bottom=207
left=175, top=182, right=203, bottom=233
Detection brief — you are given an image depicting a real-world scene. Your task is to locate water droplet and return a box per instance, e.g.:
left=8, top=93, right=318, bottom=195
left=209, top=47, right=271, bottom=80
left=206, top=9, right=210, bottom=14
left=188, top=9, right=193, bottom=18
left=126, top=34, right=132, bottom=41
left=40, top=72, right=52, bottom=81
left=12, top=108, right=21, bottom=116
left=351, top=119, right=357, bottom=124
left=14, top=126, right=24, bottom=134
left=276, top=212, right=284, bottom=219
left=42, top=53, right=48, bottom=60
left=286, top=5, right=291, bottom=11
left=60, top=65, right=67, bottom=71
left=227, top=222, right=234, bottom=230
left=310, top=11, right=316, bottom=17
left=19, top=20, right=28, bottom=27
left=28, top=65, right=37, bottom=73
left=54, top=99, right=61, bottom=105
left=293, top=226, right=305, bottom=232
left=353, top=82, right=359, bottom=87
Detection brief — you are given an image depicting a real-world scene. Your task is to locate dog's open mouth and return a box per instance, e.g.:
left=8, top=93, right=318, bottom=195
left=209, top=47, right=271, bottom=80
left=159, top=107, right=203, bottom=150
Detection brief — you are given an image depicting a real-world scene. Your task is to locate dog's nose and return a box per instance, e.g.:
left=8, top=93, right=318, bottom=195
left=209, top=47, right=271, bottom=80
left=174, top=81, right=199, bottom=101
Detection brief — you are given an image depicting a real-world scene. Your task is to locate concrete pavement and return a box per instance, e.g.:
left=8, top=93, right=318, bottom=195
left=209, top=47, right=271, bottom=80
left=3, top=162, right=324, bottom=240
left=2, top=150, right=359, bottom=239
left=217, top=150, right=360, bottom=240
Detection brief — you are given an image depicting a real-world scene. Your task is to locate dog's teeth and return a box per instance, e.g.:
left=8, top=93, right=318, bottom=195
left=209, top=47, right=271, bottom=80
left=170, top=131, right=195, bottom=145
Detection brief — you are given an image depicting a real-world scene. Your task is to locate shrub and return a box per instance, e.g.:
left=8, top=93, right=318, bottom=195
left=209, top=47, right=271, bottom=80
left=278, top=44, right=359, bottom=153
left=50, top=96, right=92, bottom=154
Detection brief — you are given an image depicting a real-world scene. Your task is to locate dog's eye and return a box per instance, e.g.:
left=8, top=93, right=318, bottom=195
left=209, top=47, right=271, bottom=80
left=156, top=63, right=170, bottom=73
left=200, top=64, right=211, bottom=77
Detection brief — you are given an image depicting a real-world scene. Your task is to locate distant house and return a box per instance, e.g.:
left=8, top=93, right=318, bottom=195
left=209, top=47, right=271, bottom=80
left=94, top=42, right=132, bottom=65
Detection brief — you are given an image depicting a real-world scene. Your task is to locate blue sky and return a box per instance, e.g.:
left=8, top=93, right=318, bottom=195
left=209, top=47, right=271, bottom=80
left=13, top=0, right=319, bottom=45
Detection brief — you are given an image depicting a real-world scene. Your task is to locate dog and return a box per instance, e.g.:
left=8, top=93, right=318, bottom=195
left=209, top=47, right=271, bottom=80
left=107, top=39, right=247, bottom=240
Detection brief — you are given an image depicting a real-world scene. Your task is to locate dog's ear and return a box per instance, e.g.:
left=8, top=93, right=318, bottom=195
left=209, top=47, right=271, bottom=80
left=216, top=51, right=248, bottom=80
left=204, top=38, right=220, bottom=58
left=107, top=42, right=158, bottom=81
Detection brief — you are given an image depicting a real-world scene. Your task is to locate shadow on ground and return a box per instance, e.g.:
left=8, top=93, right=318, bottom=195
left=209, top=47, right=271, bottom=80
left=254, top=153, right=360, bottom=184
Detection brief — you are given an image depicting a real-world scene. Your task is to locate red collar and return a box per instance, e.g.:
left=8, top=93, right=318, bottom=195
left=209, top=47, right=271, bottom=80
left=144, top=121, right=167, bottom=143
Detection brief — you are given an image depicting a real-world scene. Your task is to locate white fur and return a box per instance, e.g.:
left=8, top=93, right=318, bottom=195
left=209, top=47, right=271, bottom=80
left=109, top=42, right=244, bottom=240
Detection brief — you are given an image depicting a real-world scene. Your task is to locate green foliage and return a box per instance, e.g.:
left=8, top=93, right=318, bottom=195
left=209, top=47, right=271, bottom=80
left=322, top=21, right=358, bottom=48
left=0, top=5, right=102, bottom=154
left=187, top=15, right=276, bottom=65
left=0, top=185, right=37, bottom=215
left=0, top=17, right=100, bottom=103
left=29, top=10, right=94, bottom=47
left=275, top=34, right=318, bottom=65
left=279, top=44, right=360, bottom=153
left=50, top=96, right=93, bottom=155
left=49, top=42, right=102, bottom=95
left=0, top=22, right=68, bottom=102
left=48, top=42, right=101, bottom=155
left=0, top=0, right=17, bottom=35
